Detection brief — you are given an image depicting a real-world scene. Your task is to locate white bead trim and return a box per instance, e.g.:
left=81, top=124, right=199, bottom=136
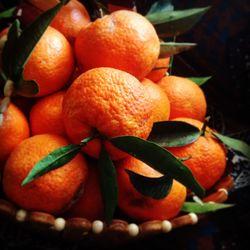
left=192, top=195, right=204, bottom=205
left=161, top=220, right=172, bottom=233
left=127, top=223, right=139, bottom=237
left=92, top=220, right=104, bottom=234
left=16, top=209, right=27, bottom=222
left=218, top=188, right=228, bottom=195
left=189, top=213, right=198, bottom=224
left=208, top=201, right=215, bottom=204
left=54, top=217, right=66, bottom=231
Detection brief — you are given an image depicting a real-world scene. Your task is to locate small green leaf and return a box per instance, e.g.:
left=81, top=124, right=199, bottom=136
left=111, top=136, right=205, bottom=197
left=22, top=144, right=81, bottom=186
left=12, top=0, right=67, bottom=82
left=146, top=6, right=210, bottom=37
left=14, top=79, right=39, bottom=97
left=2, top=19, right=21, bottom=77
left=213, top=132, right=250, bottom=159
left=188, top=76, right=212, bottom=86
left=0, top=7, right=16, bottom=19
left=126, top=170, right=173, bottom=199
left=147, top=0, right=174, bottom=16
left=148, top=121, right=200, bottom=147
left=99, top=145, right=118, bottom=224
left=160, top=42, right=196, bottom=58
left=182, top=202, right=234, bottom=214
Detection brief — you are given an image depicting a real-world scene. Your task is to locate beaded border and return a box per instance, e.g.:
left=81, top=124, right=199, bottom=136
left=0, top=175, right=234, bottom=243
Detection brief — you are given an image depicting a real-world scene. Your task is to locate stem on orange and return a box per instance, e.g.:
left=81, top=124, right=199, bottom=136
left=201, top=116, right=211, bottom=136
left=80, top=129, right=101, bottom=147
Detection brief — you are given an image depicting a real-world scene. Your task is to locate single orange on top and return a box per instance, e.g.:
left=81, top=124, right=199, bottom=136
left=23, top=26, right=75, bottom=97
left=75, top=10, right=160, bottom=80
left=146, top=57, right=170, bottom=82
left=157, top=75, right=207, bottom=121
left=167, top=117, right=227, bottom=190
left=30, top=91, right=66, bottom=136
left=141, top=78, right=170, bottom=123
left=116, top=156, right=187, bottom=222
left=3, top=134, right=88, bottom=214
left=51, top=0, right=91, bottom=43
left=0, top=102, right=30, bottom=166
left=68, top=160, right=104, bottom=221
left=63, top=67, right=154, bottom=160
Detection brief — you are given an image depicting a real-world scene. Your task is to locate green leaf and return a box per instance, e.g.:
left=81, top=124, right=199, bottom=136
left=147, top=0, right=174, bottom=16
left=160, top=42, right=196, bottom=58
left=213, top=132, right=250, bottom=159
left=12, top=0, right=67, bottom=83
left=2, top=19, right=21, bottom=77
left=22, top=144, right=81, bottom=186
left=99, top=145, right=118, bottom=224
left=148, top=121, right=200, bottom=147
left=146, top=6, right=210, bottom=37
left=126, top=169, right=173, bottom=199
left=111, top=136, right=205, bottom=197
left=188, top=76, right=212, bottom=86
left=14, top=79, right=39, bottom=97
left=182, top=202, right=234, bottom=214
left=0, top=7, right=16, bottom=19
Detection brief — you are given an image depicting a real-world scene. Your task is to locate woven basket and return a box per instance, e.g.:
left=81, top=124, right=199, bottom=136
left=0, top=173, right=234, bottom=247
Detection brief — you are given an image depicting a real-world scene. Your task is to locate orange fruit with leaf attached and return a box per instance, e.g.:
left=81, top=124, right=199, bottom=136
left=3, top=134, right=88, bottom=214
left=30, top=91, right=66, bottom=136
left=146, top=57, right=170, bottom=82
left=141, top=78, right=170, bottom=123
left=166, top=117, right=227, bottom=190
left=63, top=67, right=154, bottom=160
left=0, top=102, right=30, bottom=166
left=50, top=0, right=91, bottom=43
left=157, top=76, right=207, bottom=121
left=75, top=10, right=160, bottom=80
left=23, top=26, right=75, bottom=97
left=68, top=160, right=104, bottom=221
left=116, top=156, right=187, bottom=221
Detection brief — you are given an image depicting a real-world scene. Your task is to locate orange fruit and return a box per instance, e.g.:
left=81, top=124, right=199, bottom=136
left=0, top=102, right=30, bottom=166
left=157, top=75, right=207, bottom=121
left=30, top=91, right=66, bottom=136
left=75, top=10, right=160, bottom=80
left=23, top=26, right=75, bottom=97
left=146, top=57, right=170, bottom=82
left=141, top=78, right=170, bottom=122
left=51, top=0, right=91, bottom=43
left=63, top=67, right=154, bottom=160
left=116, top=156, right=187, bottom=222
left=167, top=117, right=227, bottom=190
left=3, top=134, right=88, bottom=214
left=68, top=160, right=104, bottom=221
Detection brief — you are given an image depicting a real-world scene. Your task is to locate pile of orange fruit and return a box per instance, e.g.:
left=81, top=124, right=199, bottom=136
left=0, top=0, right=230, bottom=223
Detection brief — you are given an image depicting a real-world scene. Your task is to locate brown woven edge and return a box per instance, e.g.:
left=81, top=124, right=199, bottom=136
left=0, top=175, right=234, bottom=244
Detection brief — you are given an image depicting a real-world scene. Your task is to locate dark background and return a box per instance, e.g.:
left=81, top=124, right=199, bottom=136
left=0, top=0, right=250, bottom=249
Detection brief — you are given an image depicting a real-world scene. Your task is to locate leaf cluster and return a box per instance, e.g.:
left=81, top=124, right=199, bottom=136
left=1, top=0, right=249, bottom=223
